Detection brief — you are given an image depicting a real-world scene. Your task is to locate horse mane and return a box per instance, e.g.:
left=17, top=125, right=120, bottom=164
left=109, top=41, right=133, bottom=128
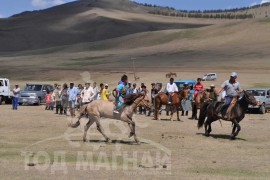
left=124, top=93, right=140, bottom=105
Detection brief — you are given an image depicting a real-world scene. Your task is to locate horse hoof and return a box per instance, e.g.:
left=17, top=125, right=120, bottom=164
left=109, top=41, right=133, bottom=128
left=205, top=133, right=210, bottom=137
left=136, top=141, right=141, bottom=145
left=83, top=139, right=88, bottom=142
left=230, top=136, right=236, bottom=140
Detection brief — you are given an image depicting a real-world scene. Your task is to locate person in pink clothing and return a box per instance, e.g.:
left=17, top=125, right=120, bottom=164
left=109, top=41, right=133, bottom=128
left=45, top=91, right=51, bottom=110
left=193, top=78, right=204, bottom=98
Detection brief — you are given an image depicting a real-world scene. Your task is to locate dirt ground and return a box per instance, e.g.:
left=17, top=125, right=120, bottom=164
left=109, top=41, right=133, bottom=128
left=1, top=70, right=270, bottom=180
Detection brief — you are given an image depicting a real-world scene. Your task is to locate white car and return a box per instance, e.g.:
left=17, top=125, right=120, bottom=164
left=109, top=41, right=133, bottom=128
left=202, top=73, right=217, bottom=81
left=0, top=78, right=14, bottom=105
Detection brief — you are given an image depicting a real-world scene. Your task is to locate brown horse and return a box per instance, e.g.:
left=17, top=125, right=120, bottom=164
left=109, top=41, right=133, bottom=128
left=192, top=90, right=210, bottom=120
left=165, top=72, right=177, bottom=78
left=153, top=90, right=186, bottom=121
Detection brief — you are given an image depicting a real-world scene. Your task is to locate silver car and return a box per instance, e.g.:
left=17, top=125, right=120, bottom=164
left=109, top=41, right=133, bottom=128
left=19, top=84, right=54, bottom=105
left=246, top=88, right=270, bottom=114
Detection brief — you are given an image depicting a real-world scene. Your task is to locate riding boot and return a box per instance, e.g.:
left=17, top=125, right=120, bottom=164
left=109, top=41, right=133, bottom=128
left=181, top=111, right=184, bottom=116
left=218, top=104, right=229, bottom=119
left=186, top=111, right=188, bottom=116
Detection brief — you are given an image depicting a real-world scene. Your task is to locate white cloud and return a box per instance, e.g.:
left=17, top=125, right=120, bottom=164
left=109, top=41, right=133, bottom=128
left=52, top=0, right=66, bottom=6
left=261, top=0, right=270, bottom=4
left=31, top=0, right=66, bottom=8
left=250, top=0, right=270, bottom=7
left=32, top=0, right=48, bottom=7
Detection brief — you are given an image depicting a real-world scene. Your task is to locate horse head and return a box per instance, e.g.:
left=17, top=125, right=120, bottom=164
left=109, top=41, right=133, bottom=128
left=136, top=93, right=152, bottom=110
left=242, top=90, right=257, bottom=106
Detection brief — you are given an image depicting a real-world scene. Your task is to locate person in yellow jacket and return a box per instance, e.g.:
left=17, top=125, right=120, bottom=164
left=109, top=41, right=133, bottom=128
left=100, top=83, right=109, bottom=100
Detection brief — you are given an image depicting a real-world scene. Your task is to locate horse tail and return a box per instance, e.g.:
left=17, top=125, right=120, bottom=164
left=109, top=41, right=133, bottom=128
left=68, top=104, right=88, bottom=128
left=198, top=101, right=210, bottom=129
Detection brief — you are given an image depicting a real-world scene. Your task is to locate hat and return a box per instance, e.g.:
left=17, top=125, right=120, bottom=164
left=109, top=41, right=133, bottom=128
left=184, top=82, right=188, bottom=85
left=231, top=72, right=237, bottom=77
left=133, top=83, right=136, bottom=86
left=70, top=82, right=74, bottom=84
left=105, top=84, right=109, bottom=86
left=151, top=83, right=156, bottom=85
left=85, top=82, right=90, bottom=85
left=210, top=84, right=215, bottom=87
left=141, top=82, right=144, bottom=85
left=128, top=82, right=131, bottom=84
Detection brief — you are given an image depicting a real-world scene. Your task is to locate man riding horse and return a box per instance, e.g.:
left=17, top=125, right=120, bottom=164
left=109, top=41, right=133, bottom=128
left=217, top=72, right=241, bottom=119
left=113, top=74, right=129, bottom=114
left=166, top=78, right=179, bottom=105
left=193, top=78, right=204, bottom=99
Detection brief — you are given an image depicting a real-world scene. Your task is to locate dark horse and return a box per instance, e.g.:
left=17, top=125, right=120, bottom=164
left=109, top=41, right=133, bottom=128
left=198, top=91, right=257, bottom=139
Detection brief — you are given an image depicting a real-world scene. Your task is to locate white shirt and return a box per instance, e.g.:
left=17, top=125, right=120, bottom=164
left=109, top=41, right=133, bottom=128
left=93, top=86, right=99, bottom=100
left=166, top=83, right=178, bottom=93
left=13, top=88, right=21, bottom=98
left=81, top=87, right=94, bottom=103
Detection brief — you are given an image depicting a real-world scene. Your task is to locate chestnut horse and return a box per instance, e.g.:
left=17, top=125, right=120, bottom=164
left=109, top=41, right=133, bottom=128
left=192, top=90, right=210, bottom=120
left=153, top=90, right=188, bottom=121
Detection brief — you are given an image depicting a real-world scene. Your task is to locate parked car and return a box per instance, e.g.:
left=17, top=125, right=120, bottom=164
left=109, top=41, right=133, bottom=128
left=0, top=78, right=13, bottom=105
left=19, top=84, right=54, bottom=105
left=246, top=88, right=270, bottom=114
left=202, top=73, right=217, bottom=81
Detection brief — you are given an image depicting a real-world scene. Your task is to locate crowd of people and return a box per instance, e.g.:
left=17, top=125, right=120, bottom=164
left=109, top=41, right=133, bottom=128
left=11, top=72, right=240, bottom=120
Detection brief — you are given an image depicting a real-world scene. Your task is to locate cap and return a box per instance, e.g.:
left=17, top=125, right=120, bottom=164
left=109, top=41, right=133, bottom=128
left=93, top=82, right=97, bottom=84
left=70, top=82, right=74, bottom=84
left=141, top=82, right=144, bottom=85
left=133, top=83, right=136, bottom=86
left=128, top=82, right=131, bottom=84
left=85, top=82, right=90, bottom=85
left=105, top=84, right=109, bottom=86
left=231, top=72, right=238, bottom=77
left=184, top=82, right=188, bottom=85
left=210, top=84, right=215, bottom=87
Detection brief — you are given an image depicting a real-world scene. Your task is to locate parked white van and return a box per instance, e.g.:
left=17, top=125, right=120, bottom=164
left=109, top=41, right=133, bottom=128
left=202, top=73, right=217, bottom=81
left=0, top=78, right=14, bottom=104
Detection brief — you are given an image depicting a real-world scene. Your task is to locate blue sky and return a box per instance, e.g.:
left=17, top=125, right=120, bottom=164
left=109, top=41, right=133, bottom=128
left=0, top=0, right=269, bottom=18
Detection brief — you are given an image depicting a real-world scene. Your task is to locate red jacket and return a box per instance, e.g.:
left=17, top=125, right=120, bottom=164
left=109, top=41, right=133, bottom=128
left=194, top=83, right=204, bottom=91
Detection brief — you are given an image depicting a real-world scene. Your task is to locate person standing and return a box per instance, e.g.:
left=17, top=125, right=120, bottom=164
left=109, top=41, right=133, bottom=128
left=81, top=82, right=94, bottom=105
left=67, top=82, right=79, bottom=118
left=127, top=82, right=132, bottom=94
left=45, top=91, right=51, bottom=110
left=100, top=83, right=109, bottom=100
left=217, top=72, right=241, bottom=119
left=61, top=83, right=69, bottom=115
left=181, top=82, right=192, bottom=116
left=77, top=84, right=84, bottom=109
left=12, top=84, right=20, bottom=110
left=148, top=83, right=158, bottom=116
left=93, top=82, right=99, bottom=101
left=54, top=85, right=63, bottom=114
left=130, top=83, right=139, bottom=94
left=166, top=78, right=178, bottom=104
left=50, top=89, right=55, bottom=111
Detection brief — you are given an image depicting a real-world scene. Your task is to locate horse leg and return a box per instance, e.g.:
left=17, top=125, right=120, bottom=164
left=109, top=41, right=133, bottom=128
left=231, top=119, right=241, bottom=140
left=232, top=124, right=237, bottom=135
left=192, top=104, right=196, bottom=119
left=95, top=117, right=111, bottom=143
left=195, top=105, right=198, bottom=120
left=177, top=109, right=181, bottom=121
left=83, top=119, right=95, bottom=142
left=204, top=117, right=212, bottom=137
